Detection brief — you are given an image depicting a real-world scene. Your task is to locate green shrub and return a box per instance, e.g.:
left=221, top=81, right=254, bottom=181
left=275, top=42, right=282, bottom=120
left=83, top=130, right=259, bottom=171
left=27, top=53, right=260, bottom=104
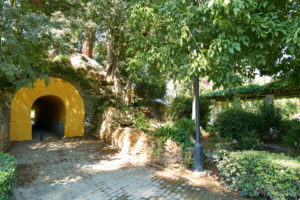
left=206, top=124, right=218, bottom=137
left=156, top=118, right=195, bottom=149
left=214, top=108, right=263, bottom=140
left=169, top=96, right=212, bottom=129
left=281, top=120, right=300, bottom=149
left=134, top=112, right=153, bottom=130
left=215, top=150, right=300, bottom=199
left=169, top=96, right=193, bottom=121
left=233, top=133, right=261, bottom=150
left=258, top=102, right=282, bottom=141
left=0, top=152, right=17, bottom=200
left=276, top=100, right=298, bottom=119
left=146, top=118, right=195, bottom=167
left=174, top=118, right=195, bottom=136
left=146, top=118, right=195, bottom=151
left=49, top=62, right=92, bottom=90
left=134, top=79, right=167, bottom=103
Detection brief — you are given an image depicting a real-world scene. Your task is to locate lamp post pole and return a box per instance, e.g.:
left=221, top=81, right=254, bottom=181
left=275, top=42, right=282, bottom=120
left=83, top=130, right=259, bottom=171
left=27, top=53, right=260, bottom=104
left=193, top=76, right=204, bottom=171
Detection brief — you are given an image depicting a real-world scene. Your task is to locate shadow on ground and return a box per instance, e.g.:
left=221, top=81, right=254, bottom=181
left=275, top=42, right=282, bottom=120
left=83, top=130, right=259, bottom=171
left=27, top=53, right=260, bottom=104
left=7, top=137, right=244, bottom=200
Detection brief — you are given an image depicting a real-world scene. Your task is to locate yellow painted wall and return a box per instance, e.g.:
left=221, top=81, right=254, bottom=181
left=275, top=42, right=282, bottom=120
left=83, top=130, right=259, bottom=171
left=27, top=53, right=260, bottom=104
left=10, top=78, right=84, bottom=141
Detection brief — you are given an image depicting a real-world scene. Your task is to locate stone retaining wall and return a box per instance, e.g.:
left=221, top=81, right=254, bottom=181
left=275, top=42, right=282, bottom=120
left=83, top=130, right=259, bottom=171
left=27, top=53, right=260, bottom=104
left=98, top=107, right=189, bottom=169
left=0, top=122, right=9, bottom=150
left=0, top=104, right=11, bottom=150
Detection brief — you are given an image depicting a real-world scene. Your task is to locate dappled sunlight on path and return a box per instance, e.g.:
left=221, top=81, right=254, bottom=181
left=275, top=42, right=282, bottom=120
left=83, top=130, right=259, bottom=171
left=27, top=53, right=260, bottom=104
left=8, top=137, right=244, bottom=200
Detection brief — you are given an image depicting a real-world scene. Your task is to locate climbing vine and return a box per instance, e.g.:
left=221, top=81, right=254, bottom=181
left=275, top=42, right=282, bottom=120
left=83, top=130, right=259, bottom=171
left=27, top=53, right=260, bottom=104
left=204, top=81, right=300, bottom=100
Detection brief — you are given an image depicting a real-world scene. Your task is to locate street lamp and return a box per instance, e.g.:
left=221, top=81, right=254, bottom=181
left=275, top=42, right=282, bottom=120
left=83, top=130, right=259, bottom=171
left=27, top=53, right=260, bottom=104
left=194, top=76, right=204, bottom=171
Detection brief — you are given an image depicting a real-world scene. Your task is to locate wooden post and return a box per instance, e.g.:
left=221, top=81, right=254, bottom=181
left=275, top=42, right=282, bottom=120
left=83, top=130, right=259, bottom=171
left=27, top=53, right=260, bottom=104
left=215, top=101, right=223, bottom=114
left=297, top=98, right=300, bottom=114
left=221, top=101, right=226, bottom=112
left=264, top=94, right=274, bottom=104
left=233, top=96, right=241, bottom=108
left=215, top=101, right=219, bottom=114
left=210, top=99, right=216, bottom=123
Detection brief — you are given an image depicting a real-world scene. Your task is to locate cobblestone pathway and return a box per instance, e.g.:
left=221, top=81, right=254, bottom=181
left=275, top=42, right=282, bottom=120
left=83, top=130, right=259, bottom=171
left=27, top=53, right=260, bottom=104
left=8, top=137, right=244, bottom=200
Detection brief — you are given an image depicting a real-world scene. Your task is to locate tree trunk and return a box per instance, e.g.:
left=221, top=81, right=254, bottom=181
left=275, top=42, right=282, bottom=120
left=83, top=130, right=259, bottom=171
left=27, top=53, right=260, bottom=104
left=81, top=29, right=96, bottom=58
left=106, top=33, right=113, bottom=76
left=107, top=29, right=124, bottom=104
left=0, top=2, right=2, bottom=60
left=124, top=71, right=133, bottom=106
left=112, top=55, right=122, bottom=98
left=9, top=0, right=15, bottom=7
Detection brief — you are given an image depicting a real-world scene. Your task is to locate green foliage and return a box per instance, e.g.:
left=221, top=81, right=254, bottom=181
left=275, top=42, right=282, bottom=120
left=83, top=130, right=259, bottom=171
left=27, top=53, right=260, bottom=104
left=169, top=96, right=193, bottom=121
left=214, top=102, right=299, bottom=149
left=276, top=100, right=298, bottom=119
left=214, top=108, right=263, bottom=140
left=206, top=124, right=218, bottom=137
left=134, top=112, right=153, bottom=130
left=134, top=79, right=167, bottom=103
left=145, top=118, right=195, bottom=160
left=0, top=152, right=17, bottom=200
left=1, top=0, right=300, bottom=94
left=149, top=118, right=195, bottom=168
left=49, top=60, right=92, bottom=90
left=204, top=82, right=300, bottom=100
left=0, top=1, right=60, bottom=91
left=233, top=132, right=262, bottom=150
left=215, top=150, right=300, bottom=199
left=281, top=120, right=300, bottom=149
left=258, top=102, right=282, bottom=141
left=169, top=96, right=212, bottom=129
left=154, top=118, right=195, bottom=149
left=214, top=108, right=264, bottom=149
left=153, top=0, right=300, bottom=88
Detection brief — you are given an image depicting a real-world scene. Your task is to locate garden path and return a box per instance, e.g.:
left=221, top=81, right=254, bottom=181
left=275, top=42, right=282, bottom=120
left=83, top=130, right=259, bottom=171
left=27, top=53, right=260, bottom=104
left=8, top=137, right=244, bottom=200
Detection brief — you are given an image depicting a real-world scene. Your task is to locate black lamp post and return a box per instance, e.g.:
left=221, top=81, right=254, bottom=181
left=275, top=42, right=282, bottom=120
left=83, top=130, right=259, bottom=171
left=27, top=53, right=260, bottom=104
left=193, top=76, right=204, bottom=171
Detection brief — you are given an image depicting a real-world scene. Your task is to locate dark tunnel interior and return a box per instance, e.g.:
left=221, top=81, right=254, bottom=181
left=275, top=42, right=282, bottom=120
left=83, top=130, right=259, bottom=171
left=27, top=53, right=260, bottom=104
left=31, top=95, right=65, bottom=139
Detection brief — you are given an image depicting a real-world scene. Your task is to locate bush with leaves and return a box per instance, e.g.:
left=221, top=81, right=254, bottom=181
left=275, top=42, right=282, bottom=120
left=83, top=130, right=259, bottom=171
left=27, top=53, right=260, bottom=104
left=233, top=135, right=261, bottom=150
left=276, top=100, right=298, bottom=119
left=169, top=96, right=212, bottom=129
left=213, top=108, right=264, bottom=149
left=133, top=111, right=153, bottom=130
left=214, top=108, right=263, bottom=140
left=0, top=152, right=17, bottom=200
left=152, top=118, right=195, bottom=150
left=134, top=79, right=167, bottom=104
left=258, top=102, right=283, bottom=141
left=206, top=124, right=218, bottom=137
left=145, top=118, right=195, bottom=167
left=281, top=120, right=300, bottom=150
left=144, top=118, right=195, bottom=159
left=215, top=150, right=300, bottom=199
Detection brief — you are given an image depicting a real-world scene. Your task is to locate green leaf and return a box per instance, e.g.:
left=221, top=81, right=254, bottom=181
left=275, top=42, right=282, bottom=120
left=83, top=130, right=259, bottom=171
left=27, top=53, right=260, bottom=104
left=233, top=8, right=239, bottom=17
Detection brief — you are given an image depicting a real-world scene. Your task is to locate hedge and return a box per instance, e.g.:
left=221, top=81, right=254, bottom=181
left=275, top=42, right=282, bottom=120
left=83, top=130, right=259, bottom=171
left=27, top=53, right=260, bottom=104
left=215, top=150, right=300, bottom=199
left=0, top=152, right=17, bottom=200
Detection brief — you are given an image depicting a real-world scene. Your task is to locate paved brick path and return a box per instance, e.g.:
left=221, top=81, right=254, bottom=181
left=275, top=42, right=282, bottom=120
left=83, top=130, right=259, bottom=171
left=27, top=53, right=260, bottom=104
left=8, top=137, right=244, bottom=200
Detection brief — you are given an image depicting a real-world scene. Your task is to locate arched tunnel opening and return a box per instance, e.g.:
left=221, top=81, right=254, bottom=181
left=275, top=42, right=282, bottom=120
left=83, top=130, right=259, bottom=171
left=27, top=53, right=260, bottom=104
left=31, top=95, right=66, bottom=140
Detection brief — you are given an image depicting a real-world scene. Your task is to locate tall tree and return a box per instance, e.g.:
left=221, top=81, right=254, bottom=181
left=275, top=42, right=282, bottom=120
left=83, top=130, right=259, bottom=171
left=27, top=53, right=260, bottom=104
left=81, top=30, right=96, bottom=58
left=129, top=0, right=299, bottom=90
left=0, top=0, right=56, bottom=90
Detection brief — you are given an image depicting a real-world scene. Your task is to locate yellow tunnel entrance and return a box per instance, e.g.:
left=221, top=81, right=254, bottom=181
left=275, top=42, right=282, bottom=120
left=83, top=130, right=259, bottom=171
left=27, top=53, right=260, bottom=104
left=10, top=78, right=84, bottom=141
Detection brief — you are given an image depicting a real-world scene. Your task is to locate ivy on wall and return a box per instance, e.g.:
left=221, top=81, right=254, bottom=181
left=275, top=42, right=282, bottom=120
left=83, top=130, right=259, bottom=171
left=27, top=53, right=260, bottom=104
left=204, top=81, right=300, bottom=101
